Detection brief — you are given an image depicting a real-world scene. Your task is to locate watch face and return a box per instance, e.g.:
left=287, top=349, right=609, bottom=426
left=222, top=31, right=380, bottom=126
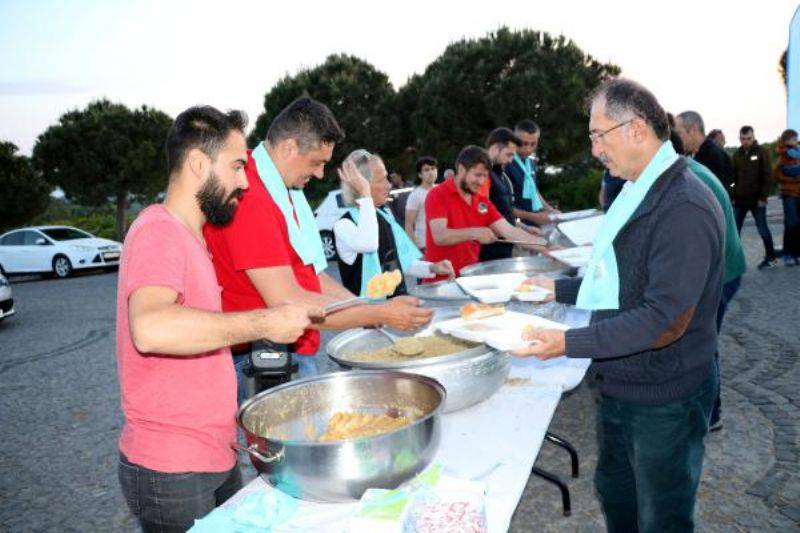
left=477, top=202, right=488, bottom=214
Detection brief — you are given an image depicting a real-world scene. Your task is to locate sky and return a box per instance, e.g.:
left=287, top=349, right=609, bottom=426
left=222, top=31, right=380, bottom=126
left=1, top=0, right=798, bottom=156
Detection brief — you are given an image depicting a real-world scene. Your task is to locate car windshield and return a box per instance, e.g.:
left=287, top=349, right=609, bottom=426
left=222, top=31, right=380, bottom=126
left=40, top=228, right=93, bottom=241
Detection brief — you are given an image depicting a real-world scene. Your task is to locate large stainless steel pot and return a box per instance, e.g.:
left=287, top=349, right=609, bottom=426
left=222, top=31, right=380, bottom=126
left=234, top=370, right=444, bottom=502
left=327, top=310, right=510, bottom=413
left=459, top=254, right=573, bottom=277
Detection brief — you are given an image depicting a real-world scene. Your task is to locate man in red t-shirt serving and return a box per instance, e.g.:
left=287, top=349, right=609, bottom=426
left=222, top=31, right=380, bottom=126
left=205, top=97, right=431, bottom=396
left=116, top=106, right=317, bottom=531
left=423, top=145, right=549, bottom=281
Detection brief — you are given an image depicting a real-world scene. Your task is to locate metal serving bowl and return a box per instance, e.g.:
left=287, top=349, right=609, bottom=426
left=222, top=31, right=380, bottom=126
left=327, top=308, right=510, bottom=413
left=235, top=370, right=444, bottom=502
left=459, top=254, right=574, bottom=278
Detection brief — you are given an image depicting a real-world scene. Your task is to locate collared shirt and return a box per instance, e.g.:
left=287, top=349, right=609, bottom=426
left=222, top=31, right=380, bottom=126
left=422, top=177, right=502, bottom=281
left=203, top=150, right=321, bottom=355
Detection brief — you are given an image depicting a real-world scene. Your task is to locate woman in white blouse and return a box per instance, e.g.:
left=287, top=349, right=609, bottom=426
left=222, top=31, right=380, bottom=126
left=334, top=149, right=454, bottom=298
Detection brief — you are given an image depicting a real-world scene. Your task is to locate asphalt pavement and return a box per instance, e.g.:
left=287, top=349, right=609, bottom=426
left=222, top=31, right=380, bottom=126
left=0, top=201, right=798, bottom=531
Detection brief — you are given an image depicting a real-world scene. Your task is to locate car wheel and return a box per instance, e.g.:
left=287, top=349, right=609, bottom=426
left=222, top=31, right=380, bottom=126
left=52, top=255, right=73, bottom=278
left=320, top=231, right=337, bottom=261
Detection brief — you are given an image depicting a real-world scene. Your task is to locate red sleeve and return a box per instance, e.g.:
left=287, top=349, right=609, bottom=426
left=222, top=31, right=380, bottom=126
left=485, top=198, right=503, bottom=224
left=125, top=221, right=186, bottom=298
left=425, top=187, right=448, bottom=222
left=222, top=190, right=292, bottom=271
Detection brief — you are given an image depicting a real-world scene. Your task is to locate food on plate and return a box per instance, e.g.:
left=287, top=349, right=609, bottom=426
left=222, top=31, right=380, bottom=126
left=318, top=411, right=411, bottom=442
left=462, top=323, right=496, bottom=332
left=516, top=282, right=534, bottom=293
left=521, top=324, right=547, bottom=342
left=366, top=269, right=403, bottom=299
left=351, top=334, right=477, bottom=362
left=391, top=336, right=424, bottom=357
left=505, top=377, right=532, bottom=387
left=460, top=303, right=505, bottom=321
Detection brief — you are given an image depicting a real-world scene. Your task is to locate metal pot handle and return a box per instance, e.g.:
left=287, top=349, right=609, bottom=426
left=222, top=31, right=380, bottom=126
left=230, top=442, right=284, bottom=464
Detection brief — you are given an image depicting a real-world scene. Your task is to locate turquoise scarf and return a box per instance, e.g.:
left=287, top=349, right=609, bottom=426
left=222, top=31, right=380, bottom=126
left=251, top=143, right=327, bottom=274
left=513, top=153, right=544, bottom=212
left=346, top=206, right=423, bottom=298
left=576, top=141, right=679, bottom=310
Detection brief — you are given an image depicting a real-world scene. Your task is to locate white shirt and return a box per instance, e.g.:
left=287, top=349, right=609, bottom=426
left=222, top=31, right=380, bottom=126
left=333, top=198, right=435, bottom=279
left=405, top=186, right=429, bottom=248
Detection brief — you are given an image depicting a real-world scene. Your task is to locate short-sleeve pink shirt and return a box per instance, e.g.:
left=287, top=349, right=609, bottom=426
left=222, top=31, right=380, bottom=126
left=116, top=205, right=237, bottom=473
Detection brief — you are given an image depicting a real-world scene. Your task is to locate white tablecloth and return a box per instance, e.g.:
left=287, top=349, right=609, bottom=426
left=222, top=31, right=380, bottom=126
left=218, top=306, right=594, bottom=532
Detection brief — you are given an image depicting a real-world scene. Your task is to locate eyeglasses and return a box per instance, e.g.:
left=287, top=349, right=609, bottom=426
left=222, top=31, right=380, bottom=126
left=588, top=119, right=633, bottom=143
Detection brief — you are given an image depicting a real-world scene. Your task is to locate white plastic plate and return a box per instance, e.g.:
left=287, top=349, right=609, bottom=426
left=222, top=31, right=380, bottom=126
left=549, top=246, right=594, bottom=268
left=557, top=215, right=605, bottom=246
left=434, top=311, right=569, bottom=352
left=551, top=209, right=598, bottom=222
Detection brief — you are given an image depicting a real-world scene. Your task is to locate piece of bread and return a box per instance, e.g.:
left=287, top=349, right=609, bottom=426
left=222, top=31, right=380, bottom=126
left=516, top=282, right=533, bottom=293
left=366, top=269, right=403, bottom=298
left=460, top=302, right=505, bottom=321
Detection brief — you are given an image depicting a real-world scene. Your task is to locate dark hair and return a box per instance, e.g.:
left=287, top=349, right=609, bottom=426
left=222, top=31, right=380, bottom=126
left=740, top=125, right=754, bottom=135
left=514, top=119, right=540, bottom=135
left=676, top=111, right=705, bottom=136
left=780, top=129, right=798, bottom=143
left=266, top=96, right=345, bottom=152
left=670, top=129, right=685, bottom=156
left=485, top=127, right=522, bottom=149
left=707, top=128, right=723, bottom=140
left=589, top=78, right=669, bottom=141
left=455, top=145, right=491, bottom=173
left=166, top=106, right=247, bottom=175
left=415, top=155, right=438, bottom=173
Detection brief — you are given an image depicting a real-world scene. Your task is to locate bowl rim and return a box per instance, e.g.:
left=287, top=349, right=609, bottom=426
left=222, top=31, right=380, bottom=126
left=236, top=369, right=446, bottom=446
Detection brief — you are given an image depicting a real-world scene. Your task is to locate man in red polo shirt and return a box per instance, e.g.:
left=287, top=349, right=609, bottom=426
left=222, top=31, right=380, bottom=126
left=205, top=97, right=431, bottom=400
left=424, top=145, right=548, bottom=281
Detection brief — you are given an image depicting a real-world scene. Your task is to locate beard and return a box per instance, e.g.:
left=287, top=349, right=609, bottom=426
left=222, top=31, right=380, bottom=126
left=459, top=179, right=474, bottom=195
left=196, top=171, right=243, bottom=226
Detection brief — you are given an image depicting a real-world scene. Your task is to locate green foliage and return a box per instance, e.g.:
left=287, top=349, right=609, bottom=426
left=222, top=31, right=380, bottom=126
left=31, top=100, right=171, bottom=239
left=0, top=141, right=52, bottom=233
left=538, top=159, right=604, bottom=211
left=31, top=199, right=130, bottom=240
left=400, top=27, right=620, bottom=171
left=249, top=54, right=402, bottom=205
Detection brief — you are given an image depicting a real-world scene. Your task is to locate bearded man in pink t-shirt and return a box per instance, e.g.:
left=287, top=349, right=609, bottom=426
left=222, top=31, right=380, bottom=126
left=116, top=106, right=319, bottom=532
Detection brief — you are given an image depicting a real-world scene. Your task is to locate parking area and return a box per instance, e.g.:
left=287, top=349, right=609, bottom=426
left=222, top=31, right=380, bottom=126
left=1, top=215, right=798, bottom=531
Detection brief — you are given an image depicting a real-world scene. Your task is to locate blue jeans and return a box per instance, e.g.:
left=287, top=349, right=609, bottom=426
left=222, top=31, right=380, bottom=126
left=594, top=368, right=717, bottom=533
left=295, top=354, right=319, bottom=379
left=232, top=352, right=250, bottom=406
left=710, top=276, right=741, bottom=425
left=118, top=454, right=242, bottom=533
left=781, top=196, right=800, bottom=258
left=734, top=204, right=776, bottom=259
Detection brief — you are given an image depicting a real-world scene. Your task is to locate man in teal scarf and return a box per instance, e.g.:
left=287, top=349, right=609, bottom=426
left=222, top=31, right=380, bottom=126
left=514, top=79, right=724, bottom=532
left=205, top=98, right=431, bottom=397
left=334, top=149, right=454, bottom=297
left=505, top=119, right=560, bottom=227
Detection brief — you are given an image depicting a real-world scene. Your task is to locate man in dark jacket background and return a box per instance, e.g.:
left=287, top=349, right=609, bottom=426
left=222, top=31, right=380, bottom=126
left=516, top=78, right=724, bottom=532
left=732, top=125, right=778, bottom=269
left=676, top=111, right=734, bottom=191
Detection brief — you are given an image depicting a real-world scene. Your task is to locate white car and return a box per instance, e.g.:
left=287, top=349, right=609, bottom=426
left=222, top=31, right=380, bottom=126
left=0, top=226, right=122, bottom=278
left=314, top=187, right=414, bottom=260
left=0, top=273, right=14, bottom=321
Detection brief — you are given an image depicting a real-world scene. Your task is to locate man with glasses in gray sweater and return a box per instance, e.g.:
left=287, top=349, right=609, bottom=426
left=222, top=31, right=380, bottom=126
left=517, top=78, right=724, bottom=532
